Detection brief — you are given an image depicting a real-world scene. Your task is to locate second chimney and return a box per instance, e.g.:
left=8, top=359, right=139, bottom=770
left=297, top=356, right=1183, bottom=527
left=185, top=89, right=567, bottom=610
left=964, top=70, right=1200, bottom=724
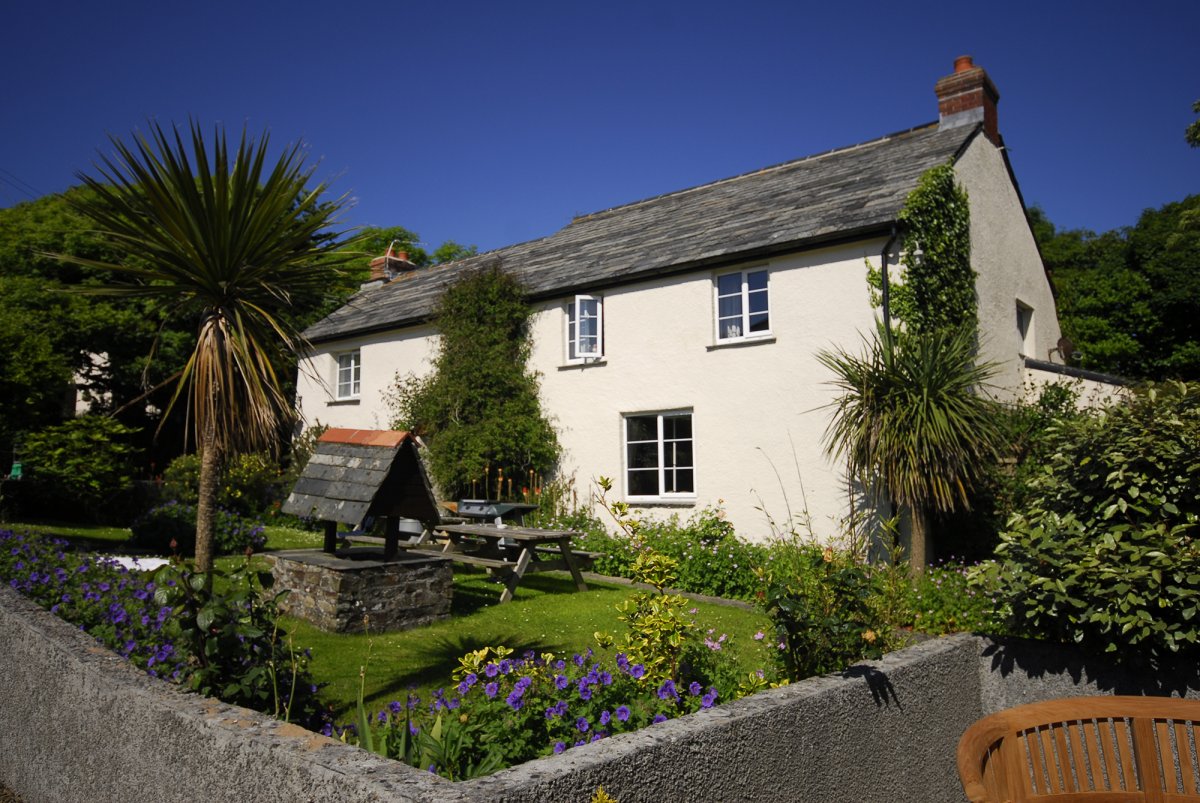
left=935, top=55, right=1001, bottom=145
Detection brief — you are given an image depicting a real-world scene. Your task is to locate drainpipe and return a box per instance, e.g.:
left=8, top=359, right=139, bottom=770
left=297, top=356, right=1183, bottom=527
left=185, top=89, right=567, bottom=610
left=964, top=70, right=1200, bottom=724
left=880, top=223, right=900, bottom=347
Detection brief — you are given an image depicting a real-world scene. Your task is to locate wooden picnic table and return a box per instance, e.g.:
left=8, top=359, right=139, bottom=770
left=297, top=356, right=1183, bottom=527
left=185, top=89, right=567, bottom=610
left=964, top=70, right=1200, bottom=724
left=410, top=523, right=590, bottom=603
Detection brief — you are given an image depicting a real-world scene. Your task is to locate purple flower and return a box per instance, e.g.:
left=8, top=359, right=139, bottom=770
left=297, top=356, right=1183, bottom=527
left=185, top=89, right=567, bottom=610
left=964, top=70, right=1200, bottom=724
left=616, top=705, right=630, bottom=722
left=577, top=681, right=593, bottom=701
left=652, top=714, right=668, bottom=724
left=498, top=658, right=513, bottom=674
left=555, top=674, right=569, bottom=690
left=573, top=653, right=585, bottom=667
left=599, top=671, right=613, bottom=686
left=689, top=681, right=702, bottom=696
left=616, top=653, right=629, bottom=671
left=506, top=690, right=525, bottom=710
left=484, top=663, right=499, bottom=678
left=599, top=710, right=611, bottom=726
left=576, top=716, right=589, bottom=733
left=377, top=711, right=387, bottom=723
left=553, top=741, right=566, bottom=754
left=657, top=680, right=678, bottom=701
left=389, top=701, right=403, bottom=715
left=485, top=682, right=499, bottom=698
left=701, top=691, right=718, bottom=709
left=630, top=664, right=645, bottom=679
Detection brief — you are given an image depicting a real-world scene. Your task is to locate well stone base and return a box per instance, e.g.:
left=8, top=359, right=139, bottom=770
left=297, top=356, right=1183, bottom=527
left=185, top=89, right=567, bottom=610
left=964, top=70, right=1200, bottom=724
left=268, top=548, right=453, bottom=633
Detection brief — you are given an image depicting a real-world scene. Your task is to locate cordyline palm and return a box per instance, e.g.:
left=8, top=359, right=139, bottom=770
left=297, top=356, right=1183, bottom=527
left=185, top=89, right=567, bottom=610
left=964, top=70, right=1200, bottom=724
left=818, top=325, right=1004, bottom=573
left=54, top=121, right=351, bottom=571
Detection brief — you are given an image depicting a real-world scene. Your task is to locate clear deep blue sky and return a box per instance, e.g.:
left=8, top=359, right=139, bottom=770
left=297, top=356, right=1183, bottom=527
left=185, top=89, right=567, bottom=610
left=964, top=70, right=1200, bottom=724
left=3, top=1, right=1197, bottom=254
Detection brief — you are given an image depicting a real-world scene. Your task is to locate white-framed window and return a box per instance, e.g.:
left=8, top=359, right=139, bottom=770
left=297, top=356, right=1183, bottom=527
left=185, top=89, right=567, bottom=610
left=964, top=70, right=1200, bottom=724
left=335, top=350, right=361, bottom=400
left=715, top=268, right=770, bottom=341
left=624, top=410, right=694, bottom=500
left=566, top=294, right=603, bottom=361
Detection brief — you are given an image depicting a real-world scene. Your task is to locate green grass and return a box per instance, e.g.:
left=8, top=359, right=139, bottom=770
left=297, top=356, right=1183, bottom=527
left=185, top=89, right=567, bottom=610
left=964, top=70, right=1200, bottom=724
left=286, top=567, right=773, bottom=722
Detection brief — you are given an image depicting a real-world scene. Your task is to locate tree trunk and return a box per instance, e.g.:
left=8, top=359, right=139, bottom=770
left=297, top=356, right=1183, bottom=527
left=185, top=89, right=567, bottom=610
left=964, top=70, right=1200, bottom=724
left=195, top=420, right=220, bottom=573
left=909, top=506, right=930, bottom=575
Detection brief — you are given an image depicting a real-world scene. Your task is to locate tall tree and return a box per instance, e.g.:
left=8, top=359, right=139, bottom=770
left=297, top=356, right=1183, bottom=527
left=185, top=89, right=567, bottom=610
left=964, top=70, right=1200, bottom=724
left=1032, top=198, right=1200, bottom=381
left=53, top=121, right=351, bottom=570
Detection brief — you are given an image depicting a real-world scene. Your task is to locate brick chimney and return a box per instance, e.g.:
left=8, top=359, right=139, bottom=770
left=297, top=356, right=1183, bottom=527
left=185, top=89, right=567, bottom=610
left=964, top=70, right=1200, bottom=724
left=935, top=55, right=1000, bottom=145
left=366, top=244, right=416, bottom=285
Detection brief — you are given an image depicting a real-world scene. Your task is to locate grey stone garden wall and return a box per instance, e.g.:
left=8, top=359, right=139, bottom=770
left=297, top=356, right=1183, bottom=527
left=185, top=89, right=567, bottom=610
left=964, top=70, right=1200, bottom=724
left=1, top=584, right=1195, bottom=803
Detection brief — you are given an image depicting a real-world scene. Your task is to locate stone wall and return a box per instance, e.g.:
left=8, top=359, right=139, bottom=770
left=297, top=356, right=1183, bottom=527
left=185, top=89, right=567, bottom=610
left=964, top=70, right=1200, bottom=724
left=268, top=548, right=452, bottom=633
left=1, top=582, right=1195, bottom=802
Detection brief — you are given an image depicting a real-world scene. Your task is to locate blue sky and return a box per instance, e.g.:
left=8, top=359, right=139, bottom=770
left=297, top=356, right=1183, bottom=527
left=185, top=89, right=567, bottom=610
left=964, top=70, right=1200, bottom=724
left=3, top=1, right=1197, bottom=254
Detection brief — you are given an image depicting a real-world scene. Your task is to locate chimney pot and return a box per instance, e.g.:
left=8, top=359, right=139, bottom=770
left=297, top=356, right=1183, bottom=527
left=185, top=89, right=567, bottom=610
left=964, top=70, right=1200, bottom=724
left=953, top=55, right=974, bottom=73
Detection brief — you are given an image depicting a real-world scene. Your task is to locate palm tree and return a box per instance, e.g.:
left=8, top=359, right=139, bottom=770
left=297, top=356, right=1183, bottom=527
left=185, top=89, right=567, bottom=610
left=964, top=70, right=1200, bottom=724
left=56, top=121, right=351, bottom=571
left=818, top=325, right=1004, bottom=573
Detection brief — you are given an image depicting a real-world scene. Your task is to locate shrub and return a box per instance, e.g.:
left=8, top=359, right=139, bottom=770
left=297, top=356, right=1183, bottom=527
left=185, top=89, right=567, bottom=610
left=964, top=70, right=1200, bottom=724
left=574, top=505, right=766, bottom=602
left=18, top=415, right=142, bottom=522
left=981, top=382, right=1200, bottom=667
left=130, top=501, right=265, bottom=556
left=162, top=451, right=285, bottom=519
left=759, top=542, right=895, bottom=680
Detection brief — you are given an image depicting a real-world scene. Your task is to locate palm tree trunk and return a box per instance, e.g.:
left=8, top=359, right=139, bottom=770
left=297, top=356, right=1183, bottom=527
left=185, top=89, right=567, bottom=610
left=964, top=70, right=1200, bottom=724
left=909, top=506, right=930, bottom=575
left=195, top=420, right=220, bottom=572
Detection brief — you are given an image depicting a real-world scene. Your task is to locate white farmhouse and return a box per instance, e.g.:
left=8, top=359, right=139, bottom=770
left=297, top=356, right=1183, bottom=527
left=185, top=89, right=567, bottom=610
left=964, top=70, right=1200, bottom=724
left=296, top=56, right=1067, bottom=543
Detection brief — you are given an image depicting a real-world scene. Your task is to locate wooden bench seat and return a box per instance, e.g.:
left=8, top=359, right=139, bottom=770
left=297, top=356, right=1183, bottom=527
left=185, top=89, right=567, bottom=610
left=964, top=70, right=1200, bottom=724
left=957, top=695, right=1200, bottom=802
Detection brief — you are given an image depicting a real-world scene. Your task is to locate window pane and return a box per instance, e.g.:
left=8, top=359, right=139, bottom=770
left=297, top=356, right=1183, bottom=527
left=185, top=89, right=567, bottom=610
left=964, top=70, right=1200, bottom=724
left=748, top=312, right=769, bottom=333
left=717, top=273, right=742, bottom=296
left=663, top=415, right=691, bottom=440
left=628, top=469, right=659, bottom=496
left=747, top=270, right=768, bottom=291
left=626, top=416, right=657, bottom=442
left=748, top=289, right=768, bottom=314
left=668, top=440, right=693, bottom=469
left=627, top=442, right=660, bottom=469
left=718, top=296, right=742, bottom=319
left=668, top=469, right=694, bottom=494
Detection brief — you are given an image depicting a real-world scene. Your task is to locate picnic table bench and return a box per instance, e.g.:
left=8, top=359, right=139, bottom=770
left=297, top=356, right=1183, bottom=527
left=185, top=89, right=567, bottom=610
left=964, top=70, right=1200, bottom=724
left=406, top=522, right=593, bottom=603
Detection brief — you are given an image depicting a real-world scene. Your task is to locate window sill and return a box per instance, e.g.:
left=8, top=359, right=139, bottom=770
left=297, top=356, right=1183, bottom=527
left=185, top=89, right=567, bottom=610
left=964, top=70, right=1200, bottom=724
left=327, top=398, right=361, bottom=406
left=706, top=335, right=775, bottom=351
left=625, top=498, right=697, bottom=508
left=558, top=358, right=607, bottom=371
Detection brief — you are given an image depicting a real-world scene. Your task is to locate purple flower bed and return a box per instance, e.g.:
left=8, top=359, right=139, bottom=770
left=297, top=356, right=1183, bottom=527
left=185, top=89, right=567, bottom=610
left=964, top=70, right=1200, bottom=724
left=2, top=529, right=188, bottom=679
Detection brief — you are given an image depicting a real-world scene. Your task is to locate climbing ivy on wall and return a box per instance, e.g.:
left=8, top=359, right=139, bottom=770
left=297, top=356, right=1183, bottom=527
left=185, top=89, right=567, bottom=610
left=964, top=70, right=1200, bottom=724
left=387, top=264, right=560, bottom=500
left=868, top=162, right=975, bottom=335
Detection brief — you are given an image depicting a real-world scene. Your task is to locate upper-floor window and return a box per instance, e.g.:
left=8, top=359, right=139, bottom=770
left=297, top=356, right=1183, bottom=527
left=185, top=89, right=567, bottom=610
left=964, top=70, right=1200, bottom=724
left=715, top=269, right=770, bottom=341
left=335, top=350, right=361, bottom=400
left=566, top=295, right=603, bottom=361
left=625, top=411, right=694, bottom=500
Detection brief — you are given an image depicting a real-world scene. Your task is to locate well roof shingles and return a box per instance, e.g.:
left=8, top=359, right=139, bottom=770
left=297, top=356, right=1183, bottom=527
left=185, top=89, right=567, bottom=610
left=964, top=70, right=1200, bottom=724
left=306, top=122, right=977, bottom=343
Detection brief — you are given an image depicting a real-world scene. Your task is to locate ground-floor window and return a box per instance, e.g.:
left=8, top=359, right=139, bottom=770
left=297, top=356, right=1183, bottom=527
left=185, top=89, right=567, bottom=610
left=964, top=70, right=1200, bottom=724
left=624, top=410, right=694, bottom=500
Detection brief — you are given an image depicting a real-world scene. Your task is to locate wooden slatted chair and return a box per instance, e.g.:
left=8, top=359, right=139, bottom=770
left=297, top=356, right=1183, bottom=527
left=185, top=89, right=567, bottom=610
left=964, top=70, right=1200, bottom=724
left=957, top=696, right=1200, bottom=802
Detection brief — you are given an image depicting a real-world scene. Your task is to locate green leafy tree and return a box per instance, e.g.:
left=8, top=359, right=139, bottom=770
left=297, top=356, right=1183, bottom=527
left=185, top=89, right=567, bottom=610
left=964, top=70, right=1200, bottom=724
left=52, top=121, right=352, bottom=571
left=1033, top=198, right=1200, bottom=380
left=389, top=264, right=559, bottom=500
left=1187, top=100, right=1200, bottom=148
left=819, top=326, right=1004, bottom=572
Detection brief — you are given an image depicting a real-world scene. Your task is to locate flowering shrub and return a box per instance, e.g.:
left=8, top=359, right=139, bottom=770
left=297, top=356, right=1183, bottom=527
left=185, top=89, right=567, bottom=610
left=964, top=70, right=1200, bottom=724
left=575, top=506, right=766, bottom=602
left=358, top=646, right=724, bottom=778
left=130, top=500, right=266, bottom=556
left=904, top=559, right=1008, bottom=635
left=0, top=530, right=324, bottom=728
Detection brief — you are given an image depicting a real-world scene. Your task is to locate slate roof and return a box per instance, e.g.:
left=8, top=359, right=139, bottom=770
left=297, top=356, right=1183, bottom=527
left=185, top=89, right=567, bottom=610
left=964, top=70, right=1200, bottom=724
left=281, top=428, right=441, bottom=526
left=306, top=122, right=981, bottom=343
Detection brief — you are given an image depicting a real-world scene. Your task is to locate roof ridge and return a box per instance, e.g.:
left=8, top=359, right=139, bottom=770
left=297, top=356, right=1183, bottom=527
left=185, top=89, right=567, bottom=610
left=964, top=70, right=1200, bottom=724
left=569, top=121, right=941, bottom=224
